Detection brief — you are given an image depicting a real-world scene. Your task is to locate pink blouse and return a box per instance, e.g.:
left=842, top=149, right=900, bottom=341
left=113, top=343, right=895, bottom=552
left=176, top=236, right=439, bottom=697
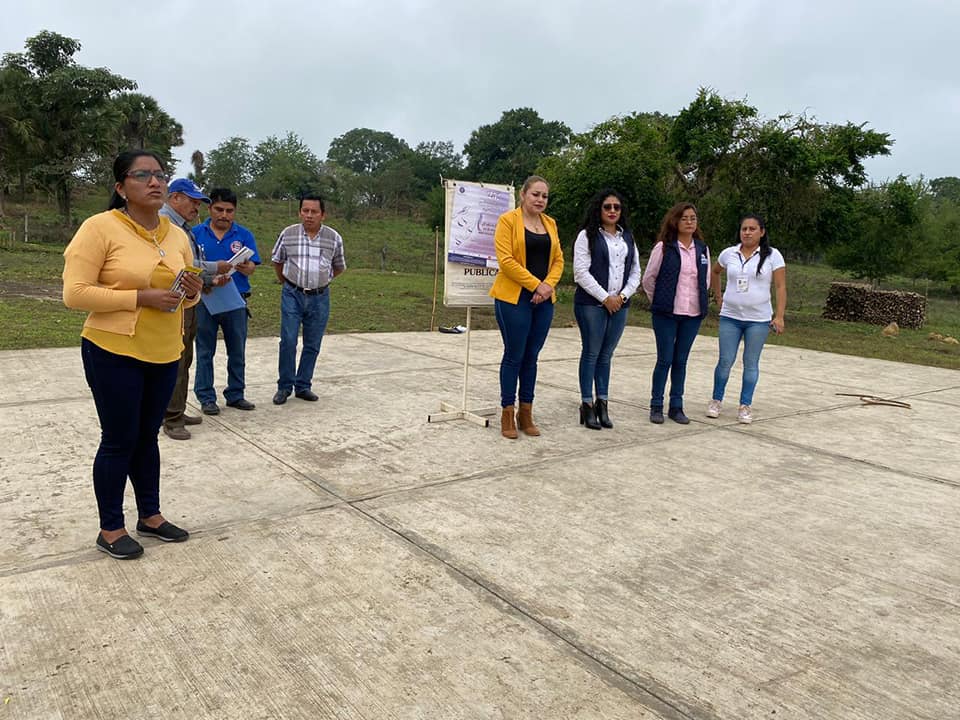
left=641, top=241, right=710, bottom=316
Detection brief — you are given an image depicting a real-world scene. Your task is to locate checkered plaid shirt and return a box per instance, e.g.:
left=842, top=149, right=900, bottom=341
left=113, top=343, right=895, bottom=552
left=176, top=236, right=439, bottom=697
left=270, top=223, right=346, bottom=290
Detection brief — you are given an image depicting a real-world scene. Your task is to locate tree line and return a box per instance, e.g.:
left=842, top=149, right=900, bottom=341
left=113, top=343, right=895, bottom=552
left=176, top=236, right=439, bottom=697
left=1, top=31, right=957, bottom=287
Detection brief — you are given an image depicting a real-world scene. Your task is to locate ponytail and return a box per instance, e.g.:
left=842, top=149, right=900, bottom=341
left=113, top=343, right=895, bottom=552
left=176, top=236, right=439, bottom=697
left=756, top=234, right=771, bottom=276
left=107, top=190, right=126, bottom=211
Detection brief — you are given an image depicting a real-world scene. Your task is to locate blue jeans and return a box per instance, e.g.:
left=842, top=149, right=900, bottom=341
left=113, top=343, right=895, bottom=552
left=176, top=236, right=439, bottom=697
left=82, top=338, right=179, bottom=531
left=712, top=316, right=770, bottom=406
left=278, top=283, right=330, bottom=393
left=574, top=303, right=628, bottom=402
left=194, top=302, right=249, bottom=404
left=494, top=289, right=554, bottom=407
left=650, top=313, right=703, bottom=410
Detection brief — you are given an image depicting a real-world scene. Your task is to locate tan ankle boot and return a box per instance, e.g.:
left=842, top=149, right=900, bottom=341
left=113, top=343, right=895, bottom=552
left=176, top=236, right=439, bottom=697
left=501, top=406, right=518, bottom=439
left=517, top=402, right=540, bottom=436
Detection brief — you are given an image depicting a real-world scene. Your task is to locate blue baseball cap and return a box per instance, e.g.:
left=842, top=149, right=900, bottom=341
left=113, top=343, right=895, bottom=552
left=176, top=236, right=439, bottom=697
left=167, top=178, right=210, bottom=203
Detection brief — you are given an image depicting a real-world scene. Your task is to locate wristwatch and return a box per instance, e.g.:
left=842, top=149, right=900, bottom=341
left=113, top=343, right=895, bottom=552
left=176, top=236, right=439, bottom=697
left=620, top=293, right=628, bottom=303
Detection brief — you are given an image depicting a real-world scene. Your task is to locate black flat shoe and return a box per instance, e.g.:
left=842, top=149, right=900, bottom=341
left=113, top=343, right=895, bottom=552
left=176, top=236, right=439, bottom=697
left=295, top=389, right=319, bottom=402
left=96, top=533, right=144, bottom=559
left=649, top=407, right=665, bottom=424
left=201, top=402, right=220, bottom=415
left=226, top=398, right=256, bottom=411
left=136, top=520, right=189, bottom=543
left=595, top=399, right=613, bottom=428
left=579, top=402, right=602, bottom=430
left=273, top=389, right=291, bottom=405
left=668, top=407, right=690, bottom=424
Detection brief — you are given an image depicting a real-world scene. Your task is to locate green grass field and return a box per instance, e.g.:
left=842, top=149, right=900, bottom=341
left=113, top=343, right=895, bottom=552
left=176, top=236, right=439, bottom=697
left=1, top=193, right=958, bottom=369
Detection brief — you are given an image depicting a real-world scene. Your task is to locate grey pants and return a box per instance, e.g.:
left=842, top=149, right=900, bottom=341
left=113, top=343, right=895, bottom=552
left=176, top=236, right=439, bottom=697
left=164, top=305, right=197, bottom=427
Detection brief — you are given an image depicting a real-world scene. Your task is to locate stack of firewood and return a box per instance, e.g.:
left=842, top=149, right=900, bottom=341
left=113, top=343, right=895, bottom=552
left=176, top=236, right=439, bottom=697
left=822, top=282, right=926, bottom=329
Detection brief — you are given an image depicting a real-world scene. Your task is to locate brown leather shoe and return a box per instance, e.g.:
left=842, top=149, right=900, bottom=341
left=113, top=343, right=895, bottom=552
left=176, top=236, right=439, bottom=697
left=183, top=414, right=202, bottom=426
left=517, top=402, right=540, bottom=436
left=500, top=406, right=518, bottom=439
left=163, top=424, right=191, bottom=440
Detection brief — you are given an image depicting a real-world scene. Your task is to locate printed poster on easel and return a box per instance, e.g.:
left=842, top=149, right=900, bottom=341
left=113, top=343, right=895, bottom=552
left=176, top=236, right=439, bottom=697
left=443, top=180, right=514, bottom=307
left=428, top=179, right=513, bottom=427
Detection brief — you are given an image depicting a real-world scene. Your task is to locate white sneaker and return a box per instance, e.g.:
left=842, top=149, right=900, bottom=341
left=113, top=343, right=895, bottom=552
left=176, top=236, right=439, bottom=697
left=737, top=404, right=753, bottom=424
left=706, top=399, right=722, bottom=418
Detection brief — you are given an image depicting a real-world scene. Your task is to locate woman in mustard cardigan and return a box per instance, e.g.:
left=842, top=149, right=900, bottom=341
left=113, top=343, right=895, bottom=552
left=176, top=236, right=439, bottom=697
left=63, top=150, right=202, bottom=559
left=489, top=175, right=564, bottom=438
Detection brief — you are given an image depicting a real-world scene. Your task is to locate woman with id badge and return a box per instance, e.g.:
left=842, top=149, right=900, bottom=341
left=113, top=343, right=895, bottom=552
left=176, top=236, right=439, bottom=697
left=707, top=214, right=786, bottom=424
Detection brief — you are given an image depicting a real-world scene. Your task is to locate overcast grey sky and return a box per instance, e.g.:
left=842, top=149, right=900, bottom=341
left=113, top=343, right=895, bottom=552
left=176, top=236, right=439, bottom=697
left=4, top=0, right=958, bottom=182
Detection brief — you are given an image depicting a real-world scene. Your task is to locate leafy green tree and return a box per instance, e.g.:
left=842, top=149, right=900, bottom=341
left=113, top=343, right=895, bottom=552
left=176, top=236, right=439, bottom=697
left=463, top=108, right=570, bottom=187
left=1, top=31, right=136, bottom=222
left=537, top=112, right=673, bottom=243
left=668, top=88, right=757, bottom=200
left=929, top=177, right=960, bottom=203
left=0, top=66, right=37, bottom=213
left=112, top=93, right=182, bottom=162
left=205, top=136, right=255, bottom=193
left=376, top=155, right=418, bottom=214
left=327, top=128, right=410, bottom=175
left=82, top=92, right=184, bottom=185
left=327, top=164, right=366, bottom=221
left=828, top=176, right=922, bottom=286
left=907, top=182, right=960, bottom=284
left=251, top=132, right=329, bottom=199
left=809, top=122, right=891, bottom=189
left=408, top=140, right=462, bottom=197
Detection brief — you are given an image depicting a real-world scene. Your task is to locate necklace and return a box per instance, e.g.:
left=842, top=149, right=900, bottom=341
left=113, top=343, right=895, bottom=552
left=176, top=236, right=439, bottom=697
left=123, top=208, right=165, bottom=257
left=523, top=213, right=545, bottom=233
left=149, top=233, right=165, bottom=257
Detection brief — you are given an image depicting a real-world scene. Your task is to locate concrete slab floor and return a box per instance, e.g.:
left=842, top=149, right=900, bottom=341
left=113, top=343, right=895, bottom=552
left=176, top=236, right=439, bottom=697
left=1, top=328, right=958, bottom=719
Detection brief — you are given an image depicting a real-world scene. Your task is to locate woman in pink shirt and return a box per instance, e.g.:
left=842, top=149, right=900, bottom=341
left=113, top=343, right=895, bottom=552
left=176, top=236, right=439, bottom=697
left=641, top=203, right=711, bottom=424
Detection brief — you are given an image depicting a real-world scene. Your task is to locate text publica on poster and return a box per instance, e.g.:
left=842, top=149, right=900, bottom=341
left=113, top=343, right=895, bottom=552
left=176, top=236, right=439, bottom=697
left=443, top=180, right=514, bottom=307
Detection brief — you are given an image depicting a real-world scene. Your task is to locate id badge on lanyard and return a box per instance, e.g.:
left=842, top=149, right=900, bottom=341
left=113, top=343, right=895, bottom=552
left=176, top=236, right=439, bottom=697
left=736, top=276, right=749, bottom=293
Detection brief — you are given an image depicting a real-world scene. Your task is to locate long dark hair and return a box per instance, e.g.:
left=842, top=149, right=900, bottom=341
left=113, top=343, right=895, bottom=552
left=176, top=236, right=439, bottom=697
left=739, top=213, right=771, bottom=275
left=656, top=202, right=704, bottom=246
left=107, top=149, right=166, bottom=210
left=580, top=188, right=630, bottom=252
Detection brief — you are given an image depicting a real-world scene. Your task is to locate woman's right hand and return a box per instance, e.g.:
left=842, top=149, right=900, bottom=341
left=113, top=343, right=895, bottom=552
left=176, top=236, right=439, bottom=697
left=602, top=294, right=623, bottom=314
left=531, top=282, right=554, bottom=304
left=137, top=288, right=184, bottom=311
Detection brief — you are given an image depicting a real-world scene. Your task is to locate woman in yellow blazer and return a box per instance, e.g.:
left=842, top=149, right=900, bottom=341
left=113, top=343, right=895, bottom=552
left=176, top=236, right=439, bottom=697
left=63, top=150, right=202, bottom=559
left=489, top=175, right=564, bottom=438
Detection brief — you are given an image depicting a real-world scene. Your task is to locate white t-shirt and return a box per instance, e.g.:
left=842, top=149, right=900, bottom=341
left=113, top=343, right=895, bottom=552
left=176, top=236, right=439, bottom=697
left=717, top=245, right=785, bottom=322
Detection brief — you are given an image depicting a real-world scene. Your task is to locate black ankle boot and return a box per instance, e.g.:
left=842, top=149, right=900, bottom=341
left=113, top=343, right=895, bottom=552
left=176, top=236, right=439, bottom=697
left=594, top=399, right=613, bottom=428
left=579, top=402, right=602, bottom=430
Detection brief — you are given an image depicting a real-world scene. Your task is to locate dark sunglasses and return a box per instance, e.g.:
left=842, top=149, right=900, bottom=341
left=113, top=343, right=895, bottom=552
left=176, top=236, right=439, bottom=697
left=603, top=203, right=621, bottom=211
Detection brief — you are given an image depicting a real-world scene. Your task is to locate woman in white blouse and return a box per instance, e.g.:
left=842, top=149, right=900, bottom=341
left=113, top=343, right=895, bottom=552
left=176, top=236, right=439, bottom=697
left=708, top=214, right=786, bottom=424
left=573, top=189, right=641, bottom=429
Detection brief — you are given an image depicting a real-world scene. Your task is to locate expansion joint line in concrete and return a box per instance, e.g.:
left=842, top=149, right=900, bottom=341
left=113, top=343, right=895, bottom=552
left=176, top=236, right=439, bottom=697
left=221, top=420, right=714, bottom=718
left=716, top=404, right=959, bottom=489
left=349, top=511, right=717, bottom=720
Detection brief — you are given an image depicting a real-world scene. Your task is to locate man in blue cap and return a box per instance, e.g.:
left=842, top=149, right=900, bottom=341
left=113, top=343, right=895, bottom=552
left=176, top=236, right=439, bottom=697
left=161, top=178, right=231, bottom=440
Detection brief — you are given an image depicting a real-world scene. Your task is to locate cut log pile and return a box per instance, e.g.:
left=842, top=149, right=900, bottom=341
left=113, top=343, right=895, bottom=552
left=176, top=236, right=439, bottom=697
left=822, top=282, right=926, bottom=329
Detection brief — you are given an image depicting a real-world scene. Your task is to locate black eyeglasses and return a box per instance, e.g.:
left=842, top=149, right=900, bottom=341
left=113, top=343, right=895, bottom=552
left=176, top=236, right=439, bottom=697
left=126, top=170, right=169, bottom=183
left=603, top=203, right=621, bottom=211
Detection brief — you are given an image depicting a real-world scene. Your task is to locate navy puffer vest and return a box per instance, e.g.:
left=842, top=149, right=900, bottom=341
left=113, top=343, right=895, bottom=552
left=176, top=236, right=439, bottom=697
left=649, top=239, right=709, bottom=318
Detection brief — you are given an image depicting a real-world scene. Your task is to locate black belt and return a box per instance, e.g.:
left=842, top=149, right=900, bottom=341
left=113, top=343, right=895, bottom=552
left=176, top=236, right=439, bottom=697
left=285, top=280, right=327, bottom=295
left=240, top=292, right=252, bottom=300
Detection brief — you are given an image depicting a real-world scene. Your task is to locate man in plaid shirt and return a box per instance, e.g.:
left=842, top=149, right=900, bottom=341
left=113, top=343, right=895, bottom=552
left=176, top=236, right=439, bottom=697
left=270, top=195, right=346, bottom=405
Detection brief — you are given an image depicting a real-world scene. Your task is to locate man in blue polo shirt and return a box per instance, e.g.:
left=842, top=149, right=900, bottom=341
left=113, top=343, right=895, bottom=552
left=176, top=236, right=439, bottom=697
left=192, top=187, right=261, bottom=414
